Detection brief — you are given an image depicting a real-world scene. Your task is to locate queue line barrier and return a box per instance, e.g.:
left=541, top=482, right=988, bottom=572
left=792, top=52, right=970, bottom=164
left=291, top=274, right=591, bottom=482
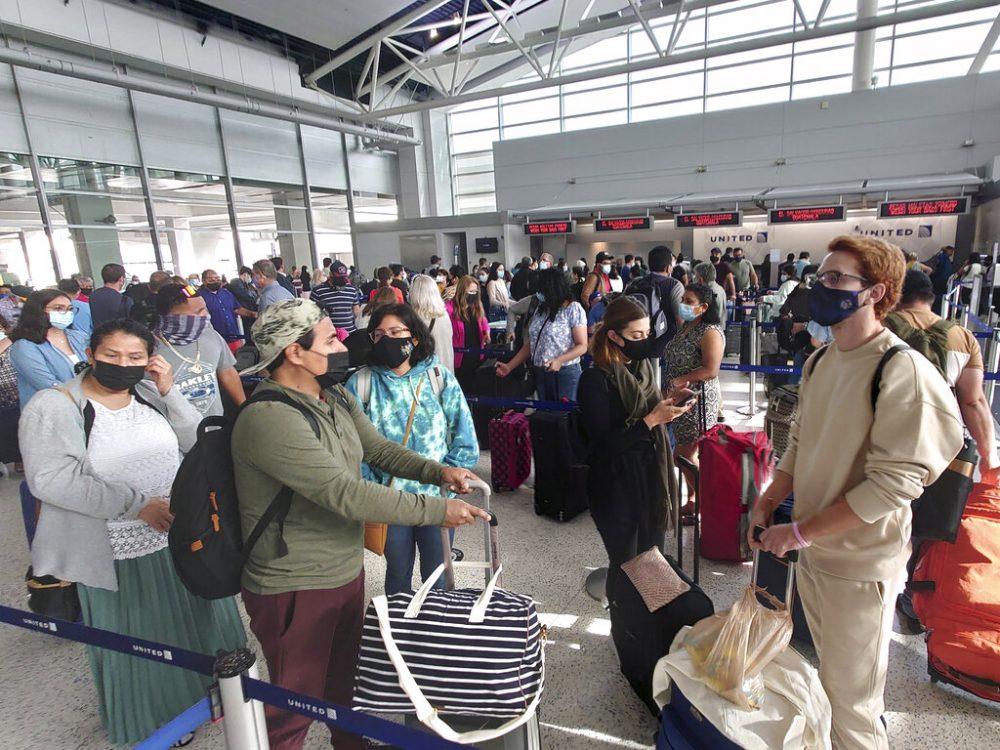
left=0, top=604, right=474, bottom=750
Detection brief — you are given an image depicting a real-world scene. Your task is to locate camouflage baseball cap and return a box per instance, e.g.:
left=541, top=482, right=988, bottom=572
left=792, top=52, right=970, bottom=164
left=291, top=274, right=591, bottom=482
left=241, top=298, right=324, bottom=375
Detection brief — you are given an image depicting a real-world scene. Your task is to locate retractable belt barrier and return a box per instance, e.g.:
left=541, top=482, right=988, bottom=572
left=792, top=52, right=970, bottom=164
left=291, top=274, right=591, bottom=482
left=0, top=604, right=476, bottom=750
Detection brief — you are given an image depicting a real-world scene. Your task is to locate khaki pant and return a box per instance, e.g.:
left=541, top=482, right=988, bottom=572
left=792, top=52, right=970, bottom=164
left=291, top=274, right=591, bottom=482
left=796, top=553, right=903, bottom=750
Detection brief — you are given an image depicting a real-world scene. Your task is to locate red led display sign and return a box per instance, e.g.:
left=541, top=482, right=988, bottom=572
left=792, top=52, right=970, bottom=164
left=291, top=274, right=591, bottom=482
left=877, top=197, right=969, bottom=218
left=594, top=216, right=653, bottom=232
left=768, top=205, right=846, bottom=224
left=675, top=211, right=743, bottom=228
left=523, top=220, right=575, bottom=235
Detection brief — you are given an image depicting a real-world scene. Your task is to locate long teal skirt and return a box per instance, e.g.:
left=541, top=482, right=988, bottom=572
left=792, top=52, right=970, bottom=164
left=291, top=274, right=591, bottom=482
left=78, top=548, right=246, bottom=746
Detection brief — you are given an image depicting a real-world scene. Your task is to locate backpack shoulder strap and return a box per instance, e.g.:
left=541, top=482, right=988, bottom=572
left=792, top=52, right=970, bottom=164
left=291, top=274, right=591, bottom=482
left=870, top=345, right=909, bottom=410
left=243, top=390, right=321, bottom=438
left=428, top=365, right=445, bottom=398
left=356, top=367, right=372, bottom=407
left=805, top=344, right=829, bottom=379
left=238, top=390, right=323, bottom=560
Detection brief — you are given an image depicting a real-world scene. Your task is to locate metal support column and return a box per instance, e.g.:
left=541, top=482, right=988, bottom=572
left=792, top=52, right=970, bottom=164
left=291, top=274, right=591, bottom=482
left=341, top=132, right=360, bottom=271
left=8, top=64, right=62, bottom=280
left=852, top=0, right=878, bottom=91
left=126, top=90, right=164, bottom=271
left=215, top=105, right=245, bottom=271
left=295, top=124, right=319, bottom=270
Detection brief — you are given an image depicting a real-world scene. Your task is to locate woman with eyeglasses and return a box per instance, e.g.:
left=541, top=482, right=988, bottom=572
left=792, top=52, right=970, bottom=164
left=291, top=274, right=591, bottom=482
left=345, top=304, right=478, bottom=594
left=664, top=283, right=724, bottom=516
left=19, top=318, right=245, bottom=747
left=9, top=289, right=89, bottom=409
left=446, top=275, right=491, bottom=391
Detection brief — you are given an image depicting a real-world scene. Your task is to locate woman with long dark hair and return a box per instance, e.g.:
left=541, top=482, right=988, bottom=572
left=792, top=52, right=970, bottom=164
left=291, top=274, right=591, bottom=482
left=345, top=304, right=478, bottom=594
left=446, top=275, right=490, bottom=390
left=19, top=319, right=245, bottom=746
left=9, top=288, right=89, bottom=409
left=578, top=297, right=692, bottom=593
left=664, top=283, right=724, bottom=510
left=497, top=267, right=587, bottom=401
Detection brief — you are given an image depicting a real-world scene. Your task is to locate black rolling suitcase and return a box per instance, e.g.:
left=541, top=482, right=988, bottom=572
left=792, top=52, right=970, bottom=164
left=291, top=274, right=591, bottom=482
left=609, top=550, right=714, bottom=716
left=528, top=411, right=588, bottom=521
left=0, top=403, right=20, bottom=464
left=470, top=359, right=533, bottom=449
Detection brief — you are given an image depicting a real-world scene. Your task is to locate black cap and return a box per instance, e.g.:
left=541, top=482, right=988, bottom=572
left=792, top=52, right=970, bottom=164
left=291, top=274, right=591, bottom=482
left=902, top=269, right=934, bottom=298
left=596, top=251, right=614, bottom=262
left=431, top=255, right=442, bottom=263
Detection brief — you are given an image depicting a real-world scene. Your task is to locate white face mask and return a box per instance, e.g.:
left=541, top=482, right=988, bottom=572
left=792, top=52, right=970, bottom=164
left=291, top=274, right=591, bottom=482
left=497, top=268, right=504, bottom=276
left=538, top=261, right=551, bottom=271
left=601, top=264, right=612, bottom=275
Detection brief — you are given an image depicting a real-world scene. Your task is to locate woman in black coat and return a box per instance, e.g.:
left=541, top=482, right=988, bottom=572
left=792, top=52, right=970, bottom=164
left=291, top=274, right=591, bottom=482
left=577, top=297, right=693, bottom=595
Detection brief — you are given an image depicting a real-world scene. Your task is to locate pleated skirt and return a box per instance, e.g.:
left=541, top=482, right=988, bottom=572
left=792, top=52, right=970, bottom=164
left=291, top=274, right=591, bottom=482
left=78, top=548, right=246, bottom=746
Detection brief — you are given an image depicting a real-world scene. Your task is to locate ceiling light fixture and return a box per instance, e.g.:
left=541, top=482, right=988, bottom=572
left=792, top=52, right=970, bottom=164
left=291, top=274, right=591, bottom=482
left=429, top=28, right=439, bottom=40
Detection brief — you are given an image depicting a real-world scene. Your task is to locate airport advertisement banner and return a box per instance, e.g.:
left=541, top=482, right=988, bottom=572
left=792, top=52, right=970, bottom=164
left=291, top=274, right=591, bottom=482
left=692, top=215, right=958, bottom=265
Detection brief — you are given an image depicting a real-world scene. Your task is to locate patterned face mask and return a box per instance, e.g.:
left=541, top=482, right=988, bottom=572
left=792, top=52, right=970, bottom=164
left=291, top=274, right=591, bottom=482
left=156, top=314, right=209, bottom=346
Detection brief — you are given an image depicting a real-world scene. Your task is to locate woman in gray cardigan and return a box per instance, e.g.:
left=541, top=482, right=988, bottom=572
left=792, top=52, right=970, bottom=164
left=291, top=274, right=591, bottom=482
left=19, top=319, right=245, bottom=747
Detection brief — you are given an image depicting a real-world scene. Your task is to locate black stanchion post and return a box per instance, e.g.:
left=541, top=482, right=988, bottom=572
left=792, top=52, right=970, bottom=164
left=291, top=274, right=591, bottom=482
left=215, top=648, right=270, bottom=749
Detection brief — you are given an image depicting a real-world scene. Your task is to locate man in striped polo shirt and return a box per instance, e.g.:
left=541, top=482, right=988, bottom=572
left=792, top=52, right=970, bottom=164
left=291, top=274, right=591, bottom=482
left=309, top=260, right=363, bottom=334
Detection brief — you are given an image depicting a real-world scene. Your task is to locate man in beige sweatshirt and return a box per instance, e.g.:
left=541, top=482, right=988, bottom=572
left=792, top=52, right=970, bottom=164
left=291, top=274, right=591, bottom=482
left=749, top=236, right=964, bottom=750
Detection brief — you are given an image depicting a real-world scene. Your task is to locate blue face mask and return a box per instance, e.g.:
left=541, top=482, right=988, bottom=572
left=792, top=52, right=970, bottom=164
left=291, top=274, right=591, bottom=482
left=48, top=310, right=75, bottom=330
left=679, top=303, right=700, bottom=322
left=808, top=282, right=864, bottom=327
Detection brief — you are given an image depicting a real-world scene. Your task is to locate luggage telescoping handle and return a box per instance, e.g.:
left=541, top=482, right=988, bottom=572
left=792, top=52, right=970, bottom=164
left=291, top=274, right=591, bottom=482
left=438, top=478, right=498, bottom=589
left=673, top=454, right=701, bottom=584
left=752, top=525, right=797, bottom=608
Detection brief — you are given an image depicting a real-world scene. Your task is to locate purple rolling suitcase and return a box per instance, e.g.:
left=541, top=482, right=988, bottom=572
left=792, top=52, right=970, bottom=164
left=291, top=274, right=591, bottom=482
left=489, top=411, right=531, bottom=492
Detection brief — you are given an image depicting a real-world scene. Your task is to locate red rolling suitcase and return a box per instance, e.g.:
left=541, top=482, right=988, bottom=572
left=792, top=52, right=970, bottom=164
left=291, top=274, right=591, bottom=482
left=698, top=424, right=773, bottom=562
left=489, top=411, right=531, bottom=492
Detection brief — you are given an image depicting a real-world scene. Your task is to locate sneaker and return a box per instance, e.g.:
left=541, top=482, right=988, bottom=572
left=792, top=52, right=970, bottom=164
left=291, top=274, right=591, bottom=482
left=450, top=547, right=465, bottom=562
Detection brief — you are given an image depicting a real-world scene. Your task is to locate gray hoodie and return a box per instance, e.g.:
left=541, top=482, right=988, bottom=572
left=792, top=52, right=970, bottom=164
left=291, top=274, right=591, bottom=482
left=19, top=372, right=201, bottom=591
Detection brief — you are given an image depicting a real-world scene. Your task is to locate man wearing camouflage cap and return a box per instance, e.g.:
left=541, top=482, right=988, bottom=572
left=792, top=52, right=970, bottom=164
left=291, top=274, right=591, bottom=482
left=233, top=298, right=488, bottom=750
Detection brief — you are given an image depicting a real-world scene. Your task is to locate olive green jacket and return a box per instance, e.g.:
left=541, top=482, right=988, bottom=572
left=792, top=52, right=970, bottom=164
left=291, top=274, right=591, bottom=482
left=232, top=380, right=449, bottom=594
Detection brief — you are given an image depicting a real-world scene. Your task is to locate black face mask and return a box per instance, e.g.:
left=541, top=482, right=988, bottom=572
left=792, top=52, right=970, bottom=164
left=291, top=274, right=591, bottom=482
left=80, top=287, right=93, bottom=295
left=316, top=351, right=353, bottom=389
left=92, top=361, right=146, bottom=392
left=369, top=336, right=414, bottom=370
left=204, top=283, right=221, bottom=292
left=614, top=334, right=655, bottom=361
left=465, top=293, right=479, bottom=307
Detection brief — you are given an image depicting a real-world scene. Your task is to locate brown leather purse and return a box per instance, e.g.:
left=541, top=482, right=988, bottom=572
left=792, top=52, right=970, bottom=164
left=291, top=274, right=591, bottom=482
left=364, top=377, right=425, bottom=556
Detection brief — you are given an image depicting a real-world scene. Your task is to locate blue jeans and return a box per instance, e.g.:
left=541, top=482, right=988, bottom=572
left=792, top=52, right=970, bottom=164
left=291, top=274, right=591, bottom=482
left=534, top=362, right=582, bottom=402
left=384, top=524, right=455, bottom=595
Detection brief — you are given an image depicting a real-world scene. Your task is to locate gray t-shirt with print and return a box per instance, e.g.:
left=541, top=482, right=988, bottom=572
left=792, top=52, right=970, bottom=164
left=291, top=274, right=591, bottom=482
left=154, top=327, right=237, bottom=417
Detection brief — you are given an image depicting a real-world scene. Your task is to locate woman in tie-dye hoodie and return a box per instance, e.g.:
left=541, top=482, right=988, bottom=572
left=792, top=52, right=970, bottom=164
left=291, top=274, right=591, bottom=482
left=345, top=303, right=479, bottom=595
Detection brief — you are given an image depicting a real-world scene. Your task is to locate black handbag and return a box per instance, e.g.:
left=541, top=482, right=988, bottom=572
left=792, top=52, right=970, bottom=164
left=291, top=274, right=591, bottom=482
left=25, top=567, right=81, bottom=622
left=910, top=436, right=978, bottom=543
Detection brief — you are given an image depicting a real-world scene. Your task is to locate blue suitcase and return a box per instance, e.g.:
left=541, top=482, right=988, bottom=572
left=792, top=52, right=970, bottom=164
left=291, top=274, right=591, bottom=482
left=657, top=685, right=742, bottom=749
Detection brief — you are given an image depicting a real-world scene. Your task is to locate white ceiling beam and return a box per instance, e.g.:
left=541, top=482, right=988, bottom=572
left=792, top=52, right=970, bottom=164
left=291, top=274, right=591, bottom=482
left=628, top=0, right=665, bottom=56
left=791, top=0, right=810, bottom=29
left=305, top=0, right=454, bottom=85
left=549, top=0, right=572, bottom=77
left=362, top=0, right=1000, bottom=118
left=358, top=0, right=537, bottom=99
left=481, top=0, right=548, bottom=79
left=404, top=13, right=492, bottom=34
left=666, top=9, right=692, bottom=55
left=969, top=10, right=1000, bottom=73
left=451, top=0, right=474, bottom=95
left=355, top=46, right=376, bottom=101
left=382, top=37, right=443, bottom=92
left=367, top=0, right=736, bottom=86
left=455, top=57, right=483, bottom=93
left=814, top=0, right=833, bottom=26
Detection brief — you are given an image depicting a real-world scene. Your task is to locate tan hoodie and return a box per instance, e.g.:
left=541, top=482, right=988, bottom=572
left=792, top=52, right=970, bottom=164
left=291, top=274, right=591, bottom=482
left=777, top=328, right=964, bottom=581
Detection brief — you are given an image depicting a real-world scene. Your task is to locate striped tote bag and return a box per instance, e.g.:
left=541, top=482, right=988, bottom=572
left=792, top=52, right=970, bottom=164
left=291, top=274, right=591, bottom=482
left=354, top=561, right=545, bottom=744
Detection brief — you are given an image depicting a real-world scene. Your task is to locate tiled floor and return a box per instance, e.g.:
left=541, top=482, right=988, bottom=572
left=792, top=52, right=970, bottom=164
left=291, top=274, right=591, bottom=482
left=0, top=372, right=998, bottom=748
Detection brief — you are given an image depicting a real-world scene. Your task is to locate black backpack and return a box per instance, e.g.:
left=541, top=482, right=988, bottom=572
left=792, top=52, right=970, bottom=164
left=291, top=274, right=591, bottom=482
left=168, top=390, right=323, bottom=600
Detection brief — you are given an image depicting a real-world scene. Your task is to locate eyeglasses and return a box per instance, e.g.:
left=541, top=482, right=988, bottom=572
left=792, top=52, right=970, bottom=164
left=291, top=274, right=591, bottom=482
left=370, top=326, right=411, bottom=343
left=816, top=270, right=870, bottom=289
